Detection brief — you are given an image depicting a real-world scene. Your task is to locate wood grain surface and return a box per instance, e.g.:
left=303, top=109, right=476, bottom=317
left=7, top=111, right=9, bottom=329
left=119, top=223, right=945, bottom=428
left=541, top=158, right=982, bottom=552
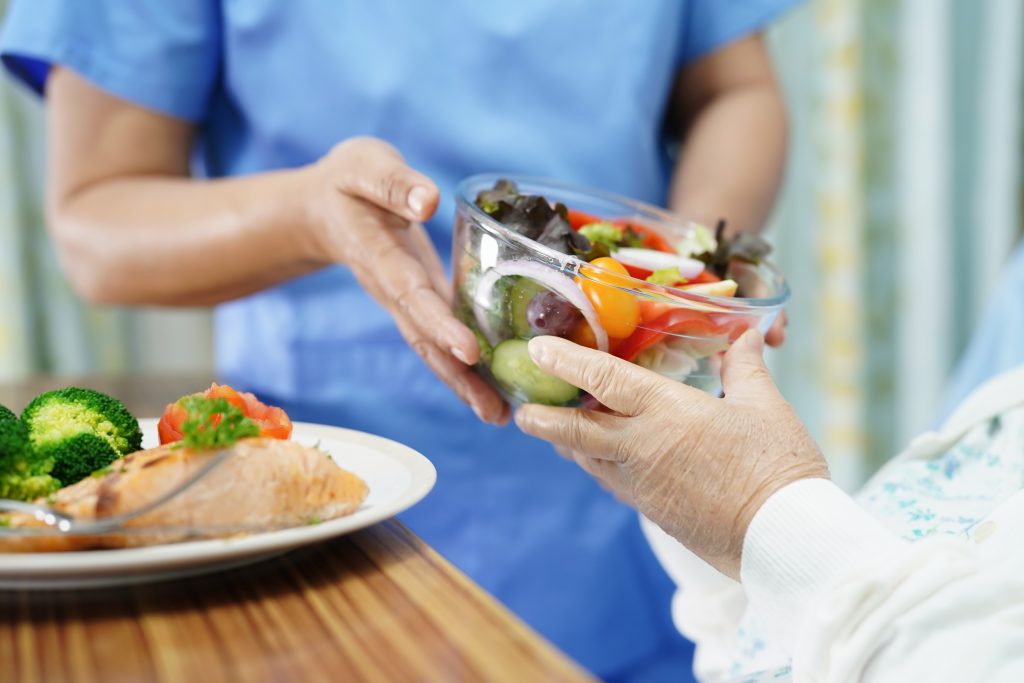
left=0, top=376, right=594, bottom=683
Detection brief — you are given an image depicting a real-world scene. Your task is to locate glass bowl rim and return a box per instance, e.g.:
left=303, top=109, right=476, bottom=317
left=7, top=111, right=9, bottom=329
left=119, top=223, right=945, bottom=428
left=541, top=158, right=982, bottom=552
left=455, top=173, right=791, bottom=312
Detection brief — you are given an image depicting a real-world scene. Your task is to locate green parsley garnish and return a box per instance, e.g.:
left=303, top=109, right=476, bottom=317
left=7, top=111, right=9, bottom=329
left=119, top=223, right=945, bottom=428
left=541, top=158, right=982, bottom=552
left=177, top=396, right=259, bottom=450
left=311, top=439, right=333, bottom=460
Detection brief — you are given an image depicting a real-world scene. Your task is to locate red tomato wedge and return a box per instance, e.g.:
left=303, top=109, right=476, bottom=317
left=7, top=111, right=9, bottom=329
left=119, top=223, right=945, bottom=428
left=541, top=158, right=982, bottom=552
left=623, top=264, right=721, bottom=285
left=622, top=264, right=654, bottom=280
left=158, top=383, right=293, bottom=445
left=611, top=220, right=675, bottom=253
left=157, top=401, right=187, bottom=444
left=567, top=209, right=603, bottom=231
left=638, top=298, right=674, bottom=323
left=613, top=309, right=752, bottom=363
left=688, top=270, right=722, bottom=284
left=567, top=209, right=676, bottom=254
left=624, top=265, right=722, bottom=286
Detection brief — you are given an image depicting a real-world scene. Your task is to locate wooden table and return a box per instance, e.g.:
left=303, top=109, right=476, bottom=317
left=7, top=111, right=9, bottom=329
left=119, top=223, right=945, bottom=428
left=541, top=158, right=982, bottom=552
left=0, top=376, right=594, bottom=683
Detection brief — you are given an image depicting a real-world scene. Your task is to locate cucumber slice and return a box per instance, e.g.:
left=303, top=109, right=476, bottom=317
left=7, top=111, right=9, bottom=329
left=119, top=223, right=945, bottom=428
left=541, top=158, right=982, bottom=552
left=490, top=339, right=580, bottom=405
left=472, top=328, right=494, bottom=366
left=507, top=278, right=548, bottom=338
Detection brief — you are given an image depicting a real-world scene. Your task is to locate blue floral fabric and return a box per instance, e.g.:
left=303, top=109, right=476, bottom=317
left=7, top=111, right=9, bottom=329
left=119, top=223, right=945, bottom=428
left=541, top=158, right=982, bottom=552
left=725, top=400, right=1024, bottom=681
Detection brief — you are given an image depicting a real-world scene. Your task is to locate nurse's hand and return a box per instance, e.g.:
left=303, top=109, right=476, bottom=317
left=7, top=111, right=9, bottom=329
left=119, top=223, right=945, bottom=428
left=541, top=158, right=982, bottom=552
left=514, top=331, right=828, bottom=579
left=306, top=137, right=508, bottom=425
left=765, top=311, right=787, bottom=347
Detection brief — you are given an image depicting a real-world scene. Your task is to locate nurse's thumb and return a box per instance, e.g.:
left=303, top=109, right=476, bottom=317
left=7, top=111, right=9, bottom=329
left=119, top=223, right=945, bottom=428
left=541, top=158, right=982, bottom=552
left=720, top=330, right=779, bottom=403
left=333, top=137, right=440, bottom=222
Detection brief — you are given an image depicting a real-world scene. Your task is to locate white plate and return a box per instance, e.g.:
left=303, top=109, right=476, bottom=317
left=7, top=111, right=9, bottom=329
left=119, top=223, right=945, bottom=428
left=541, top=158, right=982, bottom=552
left=0, top=419, right=436, bottom=590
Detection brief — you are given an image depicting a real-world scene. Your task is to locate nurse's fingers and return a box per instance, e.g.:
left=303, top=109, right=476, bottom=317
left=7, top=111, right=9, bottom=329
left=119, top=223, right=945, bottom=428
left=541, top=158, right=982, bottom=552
left=397, top=220, right=451, bottom=299
left=343, top=206, right=480, bottom=364
left=330, top=137, right=440, bottom=223
left=318, top=148, right=505, bottom=422
left=391, top=312, right=510, bottom=425
left=515, top=405, right=626, bottom=459
left=378, top=245, right=480, bottom=362
left=764, top=311, right=787, bottom=347
left=361, top=255, right=507, bottom=423
left=525, top=336, right=709, bottom=416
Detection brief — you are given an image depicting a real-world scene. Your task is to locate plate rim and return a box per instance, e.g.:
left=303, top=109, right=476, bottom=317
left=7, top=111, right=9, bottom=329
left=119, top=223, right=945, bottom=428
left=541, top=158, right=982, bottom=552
left=0, top=420, right=436, bottom=579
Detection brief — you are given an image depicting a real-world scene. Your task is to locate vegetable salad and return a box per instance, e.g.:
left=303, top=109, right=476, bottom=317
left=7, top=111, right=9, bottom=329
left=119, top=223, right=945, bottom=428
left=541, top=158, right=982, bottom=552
left=453, top=178, right=786, bottom=406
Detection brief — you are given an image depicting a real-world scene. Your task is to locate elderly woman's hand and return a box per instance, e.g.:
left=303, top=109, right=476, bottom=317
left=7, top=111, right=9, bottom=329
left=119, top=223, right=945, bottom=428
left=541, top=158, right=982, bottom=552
left=514, top=330, right=828, bottom=579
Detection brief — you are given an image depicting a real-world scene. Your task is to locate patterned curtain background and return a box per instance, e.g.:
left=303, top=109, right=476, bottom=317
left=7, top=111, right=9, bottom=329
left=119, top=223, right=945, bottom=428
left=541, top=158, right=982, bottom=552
left=768, top=0, right=1024, bottom=488
left=0, top=0, right=1021, bottom=489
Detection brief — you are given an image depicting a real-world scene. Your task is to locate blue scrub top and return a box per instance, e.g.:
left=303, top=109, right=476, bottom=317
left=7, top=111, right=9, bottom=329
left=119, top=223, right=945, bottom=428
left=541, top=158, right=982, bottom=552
left=1, top=2, right=799, bottom=679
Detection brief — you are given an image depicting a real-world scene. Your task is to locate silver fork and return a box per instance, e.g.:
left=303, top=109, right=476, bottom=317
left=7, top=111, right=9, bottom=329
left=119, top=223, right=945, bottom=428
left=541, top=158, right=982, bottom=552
left=0, top=447, right=234, bottom=535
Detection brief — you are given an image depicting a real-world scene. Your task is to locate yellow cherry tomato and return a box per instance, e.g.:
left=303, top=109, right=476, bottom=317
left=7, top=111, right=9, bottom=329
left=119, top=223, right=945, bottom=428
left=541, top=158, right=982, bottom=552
left=577, top=257, right=641, bottom=339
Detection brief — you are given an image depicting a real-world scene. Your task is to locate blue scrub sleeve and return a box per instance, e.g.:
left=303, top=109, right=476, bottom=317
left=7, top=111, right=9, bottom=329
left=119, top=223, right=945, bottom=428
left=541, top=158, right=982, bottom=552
left=679, top=0, right=803, bottom=64
left=0, top=0, right=220, bottom=122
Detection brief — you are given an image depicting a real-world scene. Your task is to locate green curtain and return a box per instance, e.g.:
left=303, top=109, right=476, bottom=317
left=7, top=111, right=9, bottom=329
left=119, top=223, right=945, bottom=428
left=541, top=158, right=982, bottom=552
left=768, top=0, right=1024, bottom=488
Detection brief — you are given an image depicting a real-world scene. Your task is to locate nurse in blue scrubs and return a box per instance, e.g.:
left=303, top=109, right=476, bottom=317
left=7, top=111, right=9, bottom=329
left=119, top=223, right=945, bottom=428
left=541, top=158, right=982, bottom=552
left=0, top=2, right=798, bottom=679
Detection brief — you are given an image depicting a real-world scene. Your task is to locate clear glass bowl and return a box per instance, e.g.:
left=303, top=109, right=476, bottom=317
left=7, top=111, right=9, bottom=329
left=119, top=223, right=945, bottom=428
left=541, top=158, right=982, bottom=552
left=452, top=174, right=790, bottom=406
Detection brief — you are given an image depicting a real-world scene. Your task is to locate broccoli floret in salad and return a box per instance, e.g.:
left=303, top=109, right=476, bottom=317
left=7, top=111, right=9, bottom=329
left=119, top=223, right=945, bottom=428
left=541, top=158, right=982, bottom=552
left=0, top=413, right=59, bottom=501
left=21, top=387, right=142, bottom=487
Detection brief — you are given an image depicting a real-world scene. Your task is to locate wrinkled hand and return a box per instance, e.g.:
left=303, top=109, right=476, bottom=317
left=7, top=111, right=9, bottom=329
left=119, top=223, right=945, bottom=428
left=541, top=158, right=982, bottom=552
left=305, top=137, right=507, bottom=425
left=515, top=331, right=827, bottom=578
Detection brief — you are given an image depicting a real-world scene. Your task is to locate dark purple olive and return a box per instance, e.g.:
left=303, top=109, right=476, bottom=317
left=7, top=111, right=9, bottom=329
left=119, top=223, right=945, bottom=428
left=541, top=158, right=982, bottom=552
left=526, top=290, right=582, bottom=337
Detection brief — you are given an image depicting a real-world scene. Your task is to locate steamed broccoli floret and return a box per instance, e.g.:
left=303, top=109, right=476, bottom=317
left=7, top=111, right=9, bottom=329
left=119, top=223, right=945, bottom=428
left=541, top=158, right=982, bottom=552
left=0, top=416, right=58, bottom=501
left=21, top=387, right=142, bottom=487
left=0, top=403, right=16, bottom=423
left=47, top=433, right=124, bottom=486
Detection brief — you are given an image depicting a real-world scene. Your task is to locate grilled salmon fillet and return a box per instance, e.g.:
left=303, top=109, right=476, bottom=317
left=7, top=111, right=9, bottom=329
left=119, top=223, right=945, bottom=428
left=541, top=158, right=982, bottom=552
left=0, top=438, right=368, bottom=552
